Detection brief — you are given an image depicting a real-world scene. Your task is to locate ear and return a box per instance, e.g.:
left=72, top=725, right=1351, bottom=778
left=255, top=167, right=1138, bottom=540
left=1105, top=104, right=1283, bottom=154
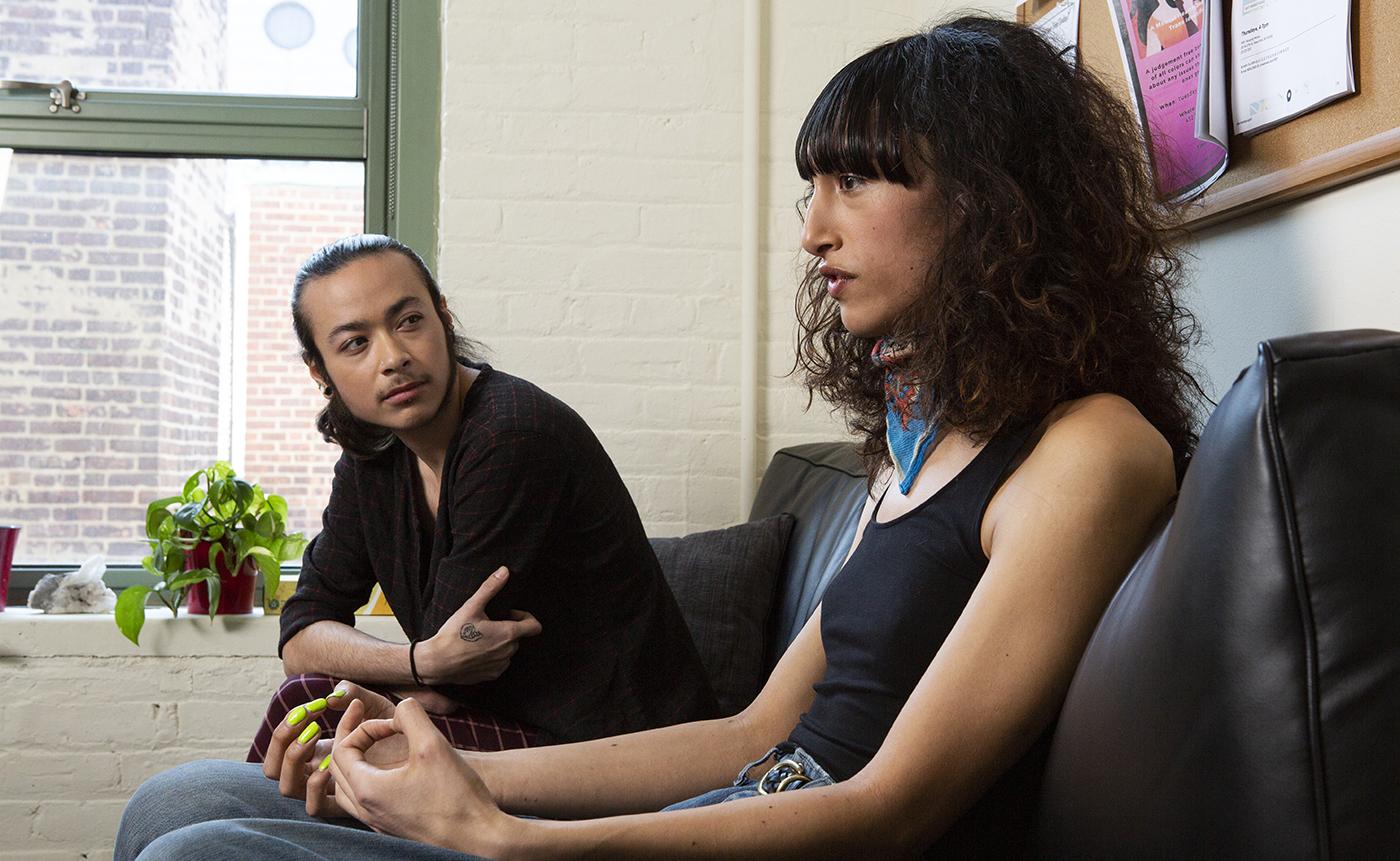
left=305, top=358, right=329, bottom=391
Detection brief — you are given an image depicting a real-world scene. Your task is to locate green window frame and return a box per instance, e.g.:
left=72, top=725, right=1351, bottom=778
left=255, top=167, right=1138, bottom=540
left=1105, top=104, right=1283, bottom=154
left=0, top=0, right=441, bottom=601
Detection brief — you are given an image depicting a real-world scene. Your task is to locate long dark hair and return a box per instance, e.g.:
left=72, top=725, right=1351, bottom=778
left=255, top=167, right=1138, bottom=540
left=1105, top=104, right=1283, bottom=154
left=792, top=16, right=1207, bottom=481
left=291, top=234, right=482, bottom=460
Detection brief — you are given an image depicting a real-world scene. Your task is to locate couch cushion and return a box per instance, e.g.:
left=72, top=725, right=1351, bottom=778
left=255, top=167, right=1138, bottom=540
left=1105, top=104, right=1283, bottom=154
left=748, top=443, right=867, bottom=671
left=1033, top=329, right=1400, bottom=859
left=651, top=514, right=795, bottom=715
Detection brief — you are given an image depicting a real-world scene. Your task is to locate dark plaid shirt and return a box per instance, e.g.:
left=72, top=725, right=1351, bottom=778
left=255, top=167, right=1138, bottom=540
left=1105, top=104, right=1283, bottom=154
left=279, top=364, right=718, bottom=742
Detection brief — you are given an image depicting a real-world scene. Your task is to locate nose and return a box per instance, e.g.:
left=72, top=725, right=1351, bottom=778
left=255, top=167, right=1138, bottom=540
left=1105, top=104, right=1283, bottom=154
left=800, top=184, right=838, bottom=258
left=377, top=333, right=412, bottom=375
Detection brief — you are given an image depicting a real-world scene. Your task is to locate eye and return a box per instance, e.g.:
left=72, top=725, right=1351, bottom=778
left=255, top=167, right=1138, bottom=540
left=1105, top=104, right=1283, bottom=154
left=399, top=313, right=424, bottom=328
left=838, top=174, right=866, bottom=191
left=340, top=336, right=367, bottom=353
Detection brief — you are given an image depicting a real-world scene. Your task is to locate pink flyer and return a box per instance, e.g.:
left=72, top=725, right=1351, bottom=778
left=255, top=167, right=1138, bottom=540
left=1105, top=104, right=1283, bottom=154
left=1108, top=0, right=1228, bottom=201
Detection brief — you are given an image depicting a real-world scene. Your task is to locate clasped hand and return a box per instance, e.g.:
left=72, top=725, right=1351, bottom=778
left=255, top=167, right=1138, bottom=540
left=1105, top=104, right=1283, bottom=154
left=318, top=698, right=509, bottom=853
left=417, top=566, right=543, bottom=686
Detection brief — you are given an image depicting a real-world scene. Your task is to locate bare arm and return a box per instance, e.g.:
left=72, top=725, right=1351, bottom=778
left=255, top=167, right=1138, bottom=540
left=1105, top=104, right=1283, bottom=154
left=327, top=397, right=1174, bottom=858
left=281, top=619, right=414, bottom=684
left=471, top=604, right=828, bottom=819
left=464, top=490, right=885, bottom=820
left=283, top=566, right=541, bottom=686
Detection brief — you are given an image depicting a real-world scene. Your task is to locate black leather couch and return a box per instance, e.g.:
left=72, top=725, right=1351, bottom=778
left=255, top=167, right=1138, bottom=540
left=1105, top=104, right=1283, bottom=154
left=745, top=329, right=1400, bottom=858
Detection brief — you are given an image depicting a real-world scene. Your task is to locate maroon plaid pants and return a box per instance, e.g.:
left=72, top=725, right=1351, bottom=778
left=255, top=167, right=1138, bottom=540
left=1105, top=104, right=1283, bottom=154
left=246, top=673, right=548, bottom=763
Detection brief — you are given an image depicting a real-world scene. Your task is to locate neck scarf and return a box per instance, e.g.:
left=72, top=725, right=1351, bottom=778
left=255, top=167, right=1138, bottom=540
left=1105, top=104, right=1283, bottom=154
left=872, top=339, right=938, bottom=495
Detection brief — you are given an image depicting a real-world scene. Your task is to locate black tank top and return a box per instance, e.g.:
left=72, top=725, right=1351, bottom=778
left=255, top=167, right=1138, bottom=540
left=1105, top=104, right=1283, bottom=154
left=788, top=418, right=1040, bottom=780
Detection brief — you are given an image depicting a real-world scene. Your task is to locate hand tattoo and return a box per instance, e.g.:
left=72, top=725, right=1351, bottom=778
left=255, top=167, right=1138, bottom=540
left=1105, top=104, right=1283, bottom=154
left=459, top=623, right=484, bottom=642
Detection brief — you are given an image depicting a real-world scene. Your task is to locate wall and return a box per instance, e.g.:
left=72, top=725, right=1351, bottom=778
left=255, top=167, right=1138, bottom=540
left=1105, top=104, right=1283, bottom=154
left=1185, top=168, right=1400, bottom=400
left=436, top=0, right=970, bottom=536
left=0, top=610, right=403, bottom=860
left=437, top=0, right=1398, bottom=536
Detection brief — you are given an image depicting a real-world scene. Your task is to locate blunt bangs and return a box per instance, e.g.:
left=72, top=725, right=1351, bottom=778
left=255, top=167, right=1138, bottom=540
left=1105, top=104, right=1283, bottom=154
left=795, top=38, right=925, bottom=186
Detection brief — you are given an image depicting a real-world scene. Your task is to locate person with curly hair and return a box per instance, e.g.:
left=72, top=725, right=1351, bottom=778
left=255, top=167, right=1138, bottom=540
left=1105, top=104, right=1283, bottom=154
left=117, top=14, right=1205, bottom=860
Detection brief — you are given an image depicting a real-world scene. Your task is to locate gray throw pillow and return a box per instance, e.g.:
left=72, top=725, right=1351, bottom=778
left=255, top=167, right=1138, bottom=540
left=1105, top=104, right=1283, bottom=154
left=651, top=514, right=795, bottom=715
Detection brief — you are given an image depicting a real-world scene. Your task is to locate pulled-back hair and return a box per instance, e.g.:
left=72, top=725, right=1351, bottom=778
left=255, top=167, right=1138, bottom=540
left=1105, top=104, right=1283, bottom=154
left=793, top=16, right=1206, bottom=480
left=291, top=234, right=482, bottom=460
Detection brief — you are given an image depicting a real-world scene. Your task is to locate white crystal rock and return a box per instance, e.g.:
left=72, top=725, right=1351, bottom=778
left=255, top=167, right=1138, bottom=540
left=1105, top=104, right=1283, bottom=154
left=27, top=554, right=118, bottom=614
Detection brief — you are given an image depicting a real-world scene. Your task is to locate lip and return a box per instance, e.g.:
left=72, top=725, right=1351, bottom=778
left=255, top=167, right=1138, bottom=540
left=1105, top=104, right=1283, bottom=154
left=382, top=381, right=426, bottom=404
left=819, top=265, right=857, bottom=298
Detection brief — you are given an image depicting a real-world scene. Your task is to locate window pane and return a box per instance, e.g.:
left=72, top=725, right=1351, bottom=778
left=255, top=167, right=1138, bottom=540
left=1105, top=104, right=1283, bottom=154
left=0, top=0, right=358, bottom=98
left=0, top=152, right=363, bottom=564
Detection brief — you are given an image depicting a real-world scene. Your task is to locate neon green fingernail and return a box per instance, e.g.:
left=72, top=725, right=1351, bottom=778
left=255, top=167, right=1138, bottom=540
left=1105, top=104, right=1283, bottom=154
left=305, top=698, right=328, bottom=713
left=297, top=721, right=320, bottom=745
left=330, top=688, right=348, bottom=699
left=286, top=706, right=308, bottom=727
left=319, top=754, right=332, bottom=771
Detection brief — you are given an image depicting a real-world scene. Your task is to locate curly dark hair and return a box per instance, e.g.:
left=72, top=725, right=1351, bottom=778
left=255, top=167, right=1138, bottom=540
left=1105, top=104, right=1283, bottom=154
left=792, top=15, right=1206, bottom=482
left=291, top=234, right=483, bottom=460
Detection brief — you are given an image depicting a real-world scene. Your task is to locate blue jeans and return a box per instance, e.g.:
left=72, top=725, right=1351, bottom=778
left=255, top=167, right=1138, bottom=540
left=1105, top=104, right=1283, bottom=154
left=117, top=747, right=834, bottom=859
left=114, top=760, right=488, bottom=861
left=663, top=744, right=836, bottom=810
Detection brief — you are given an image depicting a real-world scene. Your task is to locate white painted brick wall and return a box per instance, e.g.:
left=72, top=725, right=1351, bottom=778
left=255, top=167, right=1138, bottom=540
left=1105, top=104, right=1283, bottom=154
left=435, top=0, right=1015, bottom=534
left=0, top=610, right=404, bottom=858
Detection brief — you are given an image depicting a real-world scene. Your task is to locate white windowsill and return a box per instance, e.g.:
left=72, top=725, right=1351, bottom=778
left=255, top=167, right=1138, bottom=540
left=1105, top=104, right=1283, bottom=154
left=0, top=607, right=406, bottom=658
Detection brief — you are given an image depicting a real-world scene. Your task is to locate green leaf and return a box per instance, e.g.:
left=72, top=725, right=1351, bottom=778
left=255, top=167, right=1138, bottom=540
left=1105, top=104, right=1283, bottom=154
left=280, top=533, right=308, bottom=562
left=205, top=572, right=221, bottom=620
left=267, top=494, right=289, bottom=522
left=166, top=569, right=210, bottom=590
left=256, top=511, right=275, bottom=539
left=141, top=555, right=161, bottom=577
left=234, top=481, right=256, bottom=514
left=173, top=501, right=203, bottom=530
left=115, top=586, right=152, bottom=646
left=207, top=522, right=225, bottom=540
left=243, top=545, right=275, bottom=559
left=182, top=471, right=201, bottom=500
left=254, top=551, right=280, bottom=583
left=161, top=548, right=184, bottom=575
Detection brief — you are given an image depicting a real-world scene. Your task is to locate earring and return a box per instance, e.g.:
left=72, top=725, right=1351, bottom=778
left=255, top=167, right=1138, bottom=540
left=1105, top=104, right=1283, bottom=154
left=322, top=384, right=334, bottom=398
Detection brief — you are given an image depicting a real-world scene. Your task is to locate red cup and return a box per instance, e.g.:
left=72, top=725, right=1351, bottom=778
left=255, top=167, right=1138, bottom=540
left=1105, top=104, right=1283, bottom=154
left=0, top=525, right=20, bottom=612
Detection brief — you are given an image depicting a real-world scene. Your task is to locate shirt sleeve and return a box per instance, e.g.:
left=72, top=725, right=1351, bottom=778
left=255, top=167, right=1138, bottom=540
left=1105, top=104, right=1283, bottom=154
left=277, top=455, right=377, bottom=656
left=422, top=428, right=572, bottom=632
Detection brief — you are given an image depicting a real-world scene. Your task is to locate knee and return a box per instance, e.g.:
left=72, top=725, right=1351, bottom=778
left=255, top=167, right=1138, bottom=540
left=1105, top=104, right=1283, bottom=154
left=276, top=673, right=338, bottom=702
left=137, top=820, right=251, bottom=861
left=114, top=760, right=267, bottom=861
left=115, top=760, right=223, bottom=861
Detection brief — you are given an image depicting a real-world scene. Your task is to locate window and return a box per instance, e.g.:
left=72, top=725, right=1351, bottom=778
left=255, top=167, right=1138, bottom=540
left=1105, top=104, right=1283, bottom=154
left=0, top=0, right=441, bottom=598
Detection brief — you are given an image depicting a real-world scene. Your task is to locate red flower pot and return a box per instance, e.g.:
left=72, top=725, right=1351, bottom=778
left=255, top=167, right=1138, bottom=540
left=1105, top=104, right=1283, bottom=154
left=185, top=540, right=258, bottom=616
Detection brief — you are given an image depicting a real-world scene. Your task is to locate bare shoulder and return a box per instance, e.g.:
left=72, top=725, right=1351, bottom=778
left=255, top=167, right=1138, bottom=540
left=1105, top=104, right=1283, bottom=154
left=1034, top=393, right=1174, bottom=488
left=986, top=394, right=1177, bottom=545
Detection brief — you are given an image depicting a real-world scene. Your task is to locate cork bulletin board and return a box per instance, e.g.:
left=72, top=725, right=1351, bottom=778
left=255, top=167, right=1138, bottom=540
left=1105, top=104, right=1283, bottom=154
left=1060, top=1, right=1398, bottom=228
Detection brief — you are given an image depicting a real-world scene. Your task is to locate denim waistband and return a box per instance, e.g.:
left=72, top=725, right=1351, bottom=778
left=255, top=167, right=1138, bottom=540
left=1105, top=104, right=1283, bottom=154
left=733, top=744, right=836, bottom=793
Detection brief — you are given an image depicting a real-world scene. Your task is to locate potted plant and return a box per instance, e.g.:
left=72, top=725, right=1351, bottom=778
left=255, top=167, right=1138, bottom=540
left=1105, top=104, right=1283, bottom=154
left=115, top=461, right=306, bottom=646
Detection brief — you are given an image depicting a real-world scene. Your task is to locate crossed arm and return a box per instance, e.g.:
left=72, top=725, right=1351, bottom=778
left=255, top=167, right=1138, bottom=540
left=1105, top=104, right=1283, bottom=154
left=295, top=398, right=1177, bottom=859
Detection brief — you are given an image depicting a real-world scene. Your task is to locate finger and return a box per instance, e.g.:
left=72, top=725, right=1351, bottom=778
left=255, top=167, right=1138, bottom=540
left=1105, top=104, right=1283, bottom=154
left=390, top=697, right=453, bottom=760
left=460, top=566, right=510, bottom=617
left=305, top=759, right=350, bottom=819
left=325, top=680, right=394, bottom=720
left=263, top=699, right=317, bottom=780
left=278, top=719, right=322, bottom=799
left=504, top=611, right=543, bottom=640
left=338, top=716, right=404, bottom=760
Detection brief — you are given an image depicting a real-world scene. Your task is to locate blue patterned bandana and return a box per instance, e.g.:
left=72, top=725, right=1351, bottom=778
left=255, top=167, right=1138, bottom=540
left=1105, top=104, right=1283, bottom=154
left=873, top=339, right=938, bottom=495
